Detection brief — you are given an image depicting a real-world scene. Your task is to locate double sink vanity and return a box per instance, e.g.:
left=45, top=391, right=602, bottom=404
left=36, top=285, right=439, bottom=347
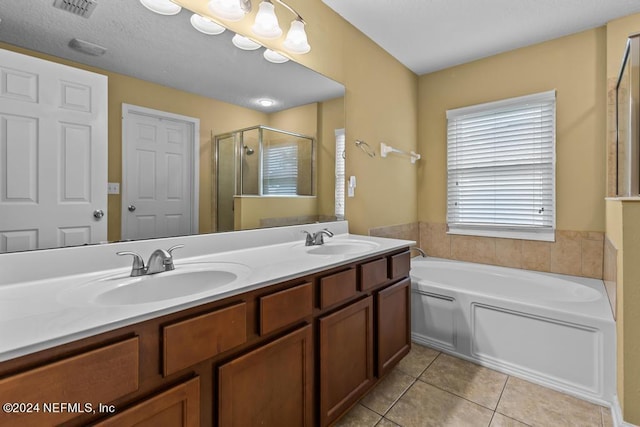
left=0, top=222, right=413, bottom=426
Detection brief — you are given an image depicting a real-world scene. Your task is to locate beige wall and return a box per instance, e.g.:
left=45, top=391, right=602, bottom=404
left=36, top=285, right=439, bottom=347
left=177, top=0, right=419, bottom=235
left=417, top=27, right=606, bottom=233
left=605, top=13, right=640, bottom=424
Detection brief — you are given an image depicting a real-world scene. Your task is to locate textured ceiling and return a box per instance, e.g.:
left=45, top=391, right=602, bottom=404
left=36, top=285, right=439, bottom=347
left=322, top=0, right=640, bottom=75
left=0, top=0, right=344, bottom=113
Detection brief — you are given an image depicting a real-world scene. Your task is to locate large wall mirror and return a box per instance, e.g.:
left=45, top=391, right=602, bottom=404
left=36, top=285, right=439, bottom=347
left=0, top=0, right=345, bottom=253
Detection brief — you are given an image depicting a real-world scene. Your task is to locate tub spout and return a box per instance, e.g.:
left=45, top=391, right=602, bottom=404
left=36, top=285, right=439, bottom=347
left=411, top=247, right=427, bottom=257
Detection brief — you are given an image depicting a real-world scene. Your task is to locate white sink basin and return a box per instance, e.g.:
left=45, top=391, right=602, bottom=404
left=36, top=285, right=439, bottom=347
left=305, top=240, right=380, bottom=255
left=60, top=262, right=252, bottom=306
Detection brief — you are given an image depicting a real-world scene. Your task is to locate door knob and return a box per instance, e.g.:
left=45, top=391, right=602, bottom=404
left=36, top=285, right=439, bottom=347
left=93, top=209, right=105, bottom=219
left=128, top=205, right=136, bottom=212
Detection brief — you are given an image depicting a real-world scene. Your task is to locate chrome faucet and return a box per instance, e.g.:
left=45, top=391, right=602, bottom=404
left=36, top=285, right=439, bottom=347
left=302, top=228, right=334, bottom=246
left=411, top=246, right=427, bottom=257
left=117, top=245, right=184, bottom=277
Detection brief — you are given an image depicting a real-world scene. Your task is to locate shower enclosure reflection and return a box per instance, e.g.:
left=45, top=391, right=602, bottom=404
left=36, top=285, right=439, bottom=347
left=215, top=126, right=316, bottom=232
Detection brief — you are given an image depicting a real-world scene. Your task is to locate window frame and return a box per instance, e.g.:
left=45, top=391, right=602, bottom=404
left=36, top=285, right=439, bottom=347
left=446, top=90, right=557, bottom=242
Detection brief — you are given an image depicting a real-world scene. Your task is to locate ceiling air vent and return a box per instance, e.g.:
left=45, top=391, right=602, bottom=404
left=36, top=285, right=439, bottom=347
left=53, top=0, right=98, bottom=19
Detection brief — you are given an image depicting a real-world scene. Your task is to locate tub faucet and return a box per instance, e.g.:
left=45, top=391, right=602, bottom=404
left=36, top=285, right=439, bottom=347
left=117, top=244, right=184, bottom=276
left=302, top=228, right=334, bottom=246
left=411, top=247, right=427, bottom=257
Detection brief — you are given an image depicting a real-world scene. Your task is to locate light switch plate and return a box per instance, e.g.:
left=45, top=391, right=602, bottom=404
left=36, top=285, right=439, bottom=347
left=108, top=182, right=120, bottom=195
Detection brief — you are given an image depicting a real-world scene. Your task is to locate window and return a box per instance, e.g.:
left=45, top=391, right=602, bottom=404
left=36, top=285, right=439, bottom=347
left=263, top=143, right=298, bottom=195
left=335, top=129, right=346, bottom=219
left=446, top=90, right=556, bottom=241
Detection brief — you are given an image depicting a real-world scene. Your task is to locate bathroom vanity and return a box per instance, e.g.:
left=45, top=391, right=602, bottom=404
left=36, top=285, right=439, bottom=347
left=0, top=223, right=412, bottom=426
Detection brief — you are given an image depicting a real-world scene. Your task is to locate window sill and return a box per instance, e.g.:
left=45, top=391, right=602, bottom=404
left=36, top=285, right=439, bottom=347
left=447, top=226, right=555, bottom=242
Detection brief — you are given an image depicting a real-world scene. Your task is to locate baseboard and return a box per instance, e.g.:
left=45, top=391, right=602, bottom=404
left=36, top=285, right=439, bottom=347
left=612, top=395, right=638, bottom=427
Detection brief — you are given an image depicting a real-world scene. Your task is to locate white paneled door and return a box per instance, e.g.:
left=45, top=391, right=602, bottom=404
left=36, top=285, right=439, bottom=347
left=0, top=49, right=107, bottom=253
left=122, top=104, right=199, bottom=241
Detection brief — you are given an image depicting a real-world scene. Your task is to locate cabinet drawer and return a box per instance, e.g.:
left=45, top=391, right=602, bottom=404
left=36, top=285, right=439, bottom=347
left=260, top=282, right=313, bottom=335
left=390, top=250, right=411, bottom=279
left=0, top=337, right=139, bottom=426
left=359, top=258, right=388, bottom=291
left=319, top=268, right=357, bottom=309
left=163, top=302, right=247, bottom=376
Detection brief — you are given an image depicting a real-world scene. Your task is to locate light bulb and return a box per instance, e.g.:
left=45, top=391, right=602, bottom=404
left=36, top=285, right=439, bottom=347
left=232, top=34, right=262, bottom=51
left=190, top=14, right=226, bottom=35
left=258, top=99, right=275, bottom=107
left=283, top=19, right=310, bottom=54
left=208, top=0, right=245, bottom=21
left=139, top=0, right=181, bottom=15
left=263, top=49, right=289, bottom=63
left=252, top=1, right=282, bottom=39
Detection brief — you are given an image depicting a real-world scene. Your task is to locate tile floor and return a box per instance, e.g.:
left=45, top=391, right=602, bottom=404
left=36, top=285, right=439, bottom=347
left=336, top=344, right=614, bottom=427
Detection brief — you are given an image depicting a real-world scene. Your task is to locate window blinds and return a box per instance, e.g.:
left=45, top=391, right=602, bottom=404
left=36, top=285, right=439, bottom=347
left=263, top=143, right=298, bottom=195
left=335, top=129, right=345, bottom=219
left=446, top=90, right=556, bottom=241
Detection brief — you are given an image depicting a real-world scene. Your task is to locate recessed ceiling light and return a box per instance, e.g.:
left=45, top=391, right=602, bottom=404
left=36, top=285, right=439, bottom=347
left=258, top=99, right=275, bottom=107
left=139, top=0, right=181, bottom=15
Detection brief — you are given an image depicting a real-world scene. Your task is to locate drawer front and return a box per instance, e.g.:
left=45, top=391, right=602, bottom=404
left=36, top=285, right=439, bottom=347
left=390, top=250, right=411, bottom=279
left=319, top=268, right=357, bottom=309
left=359, top=258, right=388, bottom=291
left=163, top=302, right=247, bottom=376
left=260, top=282, right=313, bottom=335
left=0, top=337, right=139, bottom=426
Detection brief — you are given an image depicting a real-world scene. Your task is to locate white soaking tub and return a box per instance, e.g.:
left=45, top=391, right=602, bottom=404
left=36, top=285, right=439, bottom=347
left=410, top=257, right=615, bottom=405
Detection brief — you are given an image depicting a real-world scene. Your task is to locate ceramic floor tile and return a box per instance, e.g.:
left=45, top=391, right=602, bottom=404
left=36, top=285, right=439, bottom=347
left=360, top=368, right=415, bottom=415
left=385, top=380, right=494, bottom=427
left=395, top=344, right=440, bottom=378
left=376, top=418, right=401, bottom=427
left=496, top=377, right=602, bottom=427
left=334, top=404, right=382, bottom=427
left=420, top=353, right=508, bottom=409
left=490, top=412, right=530, bottom=427
left=601, top=406, right=614, bottom=427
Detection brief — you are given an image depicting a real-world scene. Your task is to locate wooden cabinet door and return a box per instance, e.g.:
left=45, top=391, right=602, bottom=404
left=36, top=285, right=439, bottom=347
left=377, top=278, right=411, bottom=377
left=319, top=296, right=374, bottom=427
left=94, top=377, right=200, bottom=427
left=218, top=325, right=313, bottom=427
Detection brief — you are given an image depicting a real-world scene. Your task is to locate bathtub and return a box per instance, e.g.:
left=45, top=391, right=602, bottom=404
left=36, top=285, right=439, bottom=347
left=410, top=257, right=616, bottom=405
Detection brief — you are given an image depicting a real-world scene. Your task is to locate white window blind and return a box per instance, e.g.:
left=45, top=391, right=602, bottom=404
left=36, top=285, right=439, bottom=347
left=335, top=129, right=345, bottom=219
left=263, top=143, right=298, bottom=195
left=446, top=90, right=556, bottom=241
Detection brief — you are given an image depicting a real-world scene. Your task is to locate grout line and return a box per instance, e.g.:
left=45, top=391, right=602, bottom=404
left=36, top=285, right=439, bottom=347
left=495, top=374, right=510, bottom=411
left=415, top=377, right=498, bottom=412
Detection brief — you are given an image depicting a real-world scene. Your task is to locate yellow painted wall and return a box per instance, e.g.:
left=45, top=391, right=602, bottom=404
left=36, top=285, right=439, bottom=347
left=606, top=13, right=640, bottom=424
left=176, top=0, right=419, bottom=235
left=234, top=196, right=318, bottom=230
left=417, top=28, right=607, bottom=232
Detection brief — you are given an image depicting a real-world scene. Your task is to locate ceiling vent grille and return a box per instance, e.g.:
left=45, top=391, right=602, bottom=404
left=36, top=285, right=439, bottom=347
left=53, top=0, right=98, bottom=18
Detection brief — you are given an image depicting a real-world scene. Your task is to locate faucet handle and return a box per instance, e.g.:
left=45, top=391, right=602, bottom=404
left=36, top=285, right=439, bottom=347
left=301, top=230, right=314, bottom=246
left=167, top=244, right=184, bottom=256
left=117, top=251, right=146, bottom=276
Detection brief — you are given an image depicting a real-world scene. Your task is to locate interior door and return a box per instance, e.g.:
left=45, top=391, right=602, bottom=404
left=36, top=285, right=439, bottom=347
left=122, top=105, right=198, bottom=240
left=0, top=48, right=107, bottom=253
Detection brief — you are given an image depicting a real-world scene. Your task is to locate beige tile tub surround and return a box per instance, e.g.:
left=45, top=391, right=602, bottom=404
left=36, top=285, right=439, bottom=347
left=369, top=223, right=420, bottom=243
left=418, top=222, right=605, bottom=279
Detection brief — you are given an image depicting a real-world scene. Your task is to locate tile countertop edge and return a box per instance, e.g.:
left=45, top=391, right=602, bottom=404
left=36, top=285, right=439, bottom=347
left=0, top=227, right=415, bottom=363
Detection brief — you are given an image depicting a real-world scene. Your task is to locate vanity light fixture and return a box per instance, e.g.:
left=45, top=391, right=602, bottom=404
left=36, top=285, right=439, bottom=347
left=263, top=49, right=289, bottom=63
left=139, top=0, right=181, bottom=16
left=232, top=34, right=262, bottom=50
left=252, top=1, right=282, bottom=39
left=208, top=0, right=245, bottom=21
left=190, top=14, right=226, bottom=35
left=283, top=18, right=310, bottom=54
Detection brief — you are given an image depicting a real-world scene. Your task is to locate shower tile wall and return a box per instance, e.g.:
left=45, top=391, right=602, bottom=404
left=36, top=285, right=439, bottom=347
left=419, top=222, right=604, bottom=279
left=369, top=223, right=420, bottom=243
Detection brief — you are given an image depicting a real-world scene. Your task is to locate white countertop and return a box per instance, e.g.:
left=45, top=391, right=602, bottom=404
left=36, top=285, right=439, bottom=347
left=0, top=222, right=414, bottom=362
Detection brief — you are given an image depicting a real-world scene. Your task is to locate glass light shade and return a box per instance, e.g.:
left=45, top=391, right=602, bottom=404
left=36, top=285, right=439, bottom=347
left=263, top=49, right=289, bottom=64
left=208, top=0, right=245, bottom=21
left=139, top=0, right=181, bottom=15
left=251, top=2, right=282, bottom=39
left=283, top=19, right=310, bottom=54
left=190, top=14, right=225, bottom=35
left=232, top=34, right=262, bottom=50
